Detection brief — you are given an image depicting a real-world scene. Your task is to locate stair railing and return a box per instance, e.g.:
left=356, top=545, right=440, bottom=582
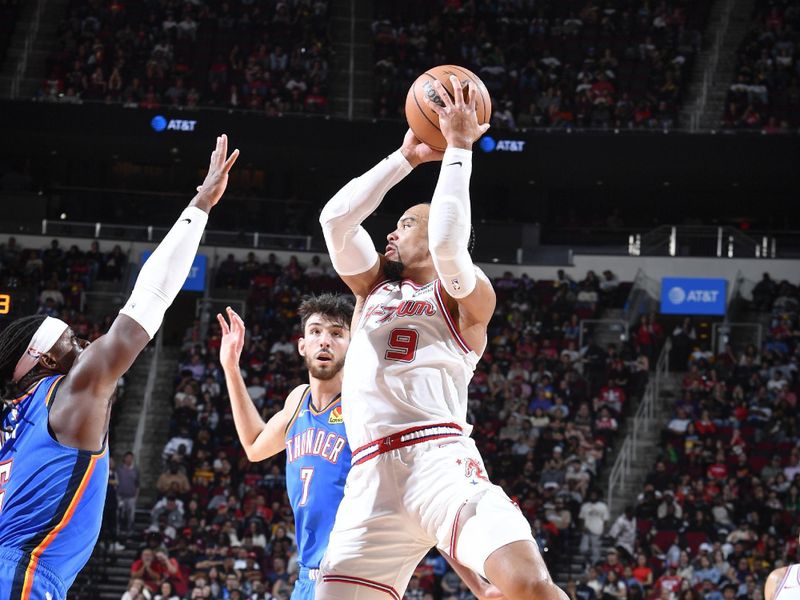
left=693, top=0, right=736, bottom=130
left=606, top=338, right=671, bottom=514
left=133, top=330, right=162, bottom=460
left=10, top=0, right=46, bottom=98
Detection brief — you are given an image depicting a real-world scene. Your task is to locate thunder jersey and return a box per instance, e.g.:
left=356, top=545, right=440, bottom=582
left=0, top=375, right=109, bottom=598
left=775, top=564, right=800, bottom=599
left=342, top=278, right=481, bottom=449
left=284, top=387, right=350, bottom=568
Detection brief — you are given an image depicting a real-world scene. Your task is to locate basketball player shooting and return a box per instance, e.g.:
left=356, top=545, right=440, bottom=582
left=316, top=77, right=568, bottom=600
left=0, top=135, right=238, bottom=599
left=218, top=298, right=504, bottom=599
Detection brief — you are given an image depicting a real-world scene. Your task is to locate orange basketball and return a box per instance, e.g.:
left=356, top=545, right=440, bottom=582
left=404, top=65, right=492, bottom=151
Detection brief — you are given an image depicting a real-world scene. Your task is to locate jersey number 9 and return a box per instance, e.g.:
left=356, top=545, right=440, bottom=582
left=385, top=328, right=419, bottom=363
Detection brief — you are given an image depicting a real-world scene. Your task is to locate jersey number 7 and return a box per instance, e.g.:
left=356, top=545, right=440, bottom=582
left=0, top=460, right=12, bottom=512
left=298, top=467, right=314, bottom=506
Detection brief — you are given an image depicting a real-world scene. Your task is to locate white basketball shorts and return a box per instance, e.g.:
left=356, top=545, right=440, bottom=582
left=316, top=424, right=535, bottom=600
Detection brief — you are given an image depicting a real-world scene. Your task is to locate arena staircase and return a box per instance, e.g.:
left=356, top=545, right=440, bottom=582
left=0, top=0, right=70, bottom=99
left=327, top=0, right=374, bottom=119
left=132, top=345, right=181, bottom=506
left=680, top=0, right=757, bottom=130
left=83, top=280, right=127, bottom=323
left=69, top=342, right=179, bottom=599
left=70, top=508, right=156, bottom=600
left=552, top=347, right=682, bottom=587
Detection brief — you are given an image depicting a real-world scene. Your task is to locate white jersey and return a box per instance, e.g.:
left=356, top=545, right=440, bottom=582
left=341, top=277, right=480, bottom=449
left=775, top=565, right=800, bottom=599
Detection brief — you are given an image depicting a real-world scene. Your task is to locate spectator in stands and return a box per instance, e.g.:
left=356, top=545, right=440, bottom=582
left=304, top=255, right=325, bottom=278
left=122, top=577, right=151, bottom=600
left=103, top=245, right=127, bottom=280
left=117, top=451, right=140, bottom=538
left=609, top=506, right=637, bottom=560
left=156, top=458, right=190, bottom=496
left=151, top=495, right=185, bottom=530
left=38, top=278, right=65, bottom=311
left=579, top=488, right=610, bottom=565
left=131, top=549, right=169, bottom=593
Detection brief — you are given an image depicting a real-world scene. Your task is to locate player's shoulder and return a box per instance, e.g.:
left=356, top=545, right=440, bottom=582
left=768, top=565, right=789, bottom=581
left=284, top=384, right=309, bottom=410
left=766, top=565, right=790, bottom=599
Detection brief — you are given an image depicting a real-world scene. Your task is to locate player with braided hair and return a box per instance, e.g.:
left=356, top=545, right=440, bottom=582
left=0, top=135, right=238, bottom=600
left=0, top=316, right=48, bottom=432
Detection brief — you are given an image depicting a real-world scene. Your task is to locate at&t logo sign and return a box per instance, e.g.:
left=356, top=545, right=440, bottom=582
left=479, top=136, right=526, bottom=153
left=151, top=115, right=198, bottom=132
left=667, top=287, right=686, bottom=304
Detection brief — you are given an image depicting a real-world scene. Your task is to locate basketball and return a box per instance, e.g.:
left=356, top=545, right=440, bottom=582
left=404, top=65, right=492, bottom=151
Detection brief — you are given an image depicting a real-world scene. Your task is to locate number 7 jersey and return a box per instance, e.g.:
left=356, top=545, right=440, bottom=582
left=284, top=387, right=350, bottom=569
left=342, top=278, right=480, bottom=450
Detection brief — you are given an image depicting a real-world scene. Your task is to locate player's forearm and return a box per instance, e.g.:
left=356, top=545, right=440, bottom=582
left=119, top=204, right=208, bottom=338
left=429, top=147, right=476, bottom=298
left=319, top=150, right=412, bottom=276
left=222, top=362, right=268, bottom=460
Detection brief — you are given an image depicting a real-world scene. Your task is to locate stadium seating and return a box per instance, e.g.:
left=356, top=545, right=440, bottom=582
left=723, top=0, right=800, bottom=130
left=373, top=0, right=712, bottom=130
left=41, top=1, right=331, bottom=114
left=619, top=276, right=799, bottom=598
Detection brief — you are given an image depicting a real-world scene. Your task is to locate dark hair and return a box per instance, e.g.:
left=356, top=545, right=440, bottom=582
left=297, top=294, right=354, bottom=331
left=0, top=315, right=47, bottom=431
left=0, top=315, right=46, bottom=399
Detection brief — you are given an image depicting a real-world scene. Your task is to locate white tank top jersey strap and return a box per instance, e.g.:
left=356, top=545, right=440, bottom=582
left=341, top=277, right=481, bottom=450
left=775, top=564, right=800, bottom=599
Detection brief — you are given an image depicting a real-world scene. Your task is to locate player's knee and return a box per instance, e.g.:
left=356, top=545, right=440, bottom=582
left=453, top=489, right=535, bottom=578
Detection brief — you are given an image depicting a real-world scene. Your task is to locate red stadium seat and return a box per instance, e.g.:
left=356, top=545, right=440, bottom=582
left=653, top=530, right=678, bottom=552
left=684, top=531, right=709, bottom=554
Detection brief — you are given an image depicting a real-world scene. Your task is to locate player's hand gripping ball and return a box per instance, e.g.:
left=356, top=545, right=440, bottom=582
left=405, top=64, right=492, bottom=151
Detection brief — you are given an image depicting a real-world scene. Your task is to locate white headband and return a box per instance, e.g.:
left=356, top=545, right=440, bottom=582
left=12, top=317, right=70, bottom=383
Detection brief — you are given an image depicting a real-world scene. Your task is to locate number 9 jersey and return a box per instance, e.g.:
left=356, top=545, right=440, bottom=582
left=284, top=387, right=350, bottom=571
left=342, top=278, right=480, bottom=452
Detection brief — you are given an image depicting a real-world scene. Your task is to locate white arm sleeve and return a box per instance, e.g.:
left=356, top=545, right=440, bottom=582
left=319, top=150, right=413, bottom=276
left=429, top=147, right=477, bottom=298
left=119, top=206, right=208, bottom=338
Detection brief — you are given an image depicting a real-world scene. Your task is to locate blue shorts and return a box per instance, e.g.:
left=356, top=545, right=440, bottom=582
left=290, top=567, right=319, bottom=600
left=0, top=547, right=67, bottom=600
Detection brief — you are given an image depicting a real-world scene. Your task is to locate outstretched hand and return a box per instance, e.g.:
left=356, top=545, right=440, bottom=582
left=193, top=134, right=240, bottom=211
left=424, top=76, right=490, bottom=150
left=218, top=306, right=245, bottom=371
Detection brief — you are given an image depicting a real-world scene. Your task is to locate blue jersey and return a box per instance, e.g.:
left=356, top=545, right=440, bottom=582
left=0, top=375, right=109, bottom=599
left=284, top=387, right=350, bottom=570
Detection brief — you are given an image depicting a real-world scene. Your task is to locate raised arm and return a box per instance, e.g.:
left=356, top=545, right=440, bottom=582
left=218, top=308, right=303, bottom=462
left=318, top=130, right=442, bottom=298
left=424, top=77, right=495, bottom=351
left=54, top=135, right=239, bottom=450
